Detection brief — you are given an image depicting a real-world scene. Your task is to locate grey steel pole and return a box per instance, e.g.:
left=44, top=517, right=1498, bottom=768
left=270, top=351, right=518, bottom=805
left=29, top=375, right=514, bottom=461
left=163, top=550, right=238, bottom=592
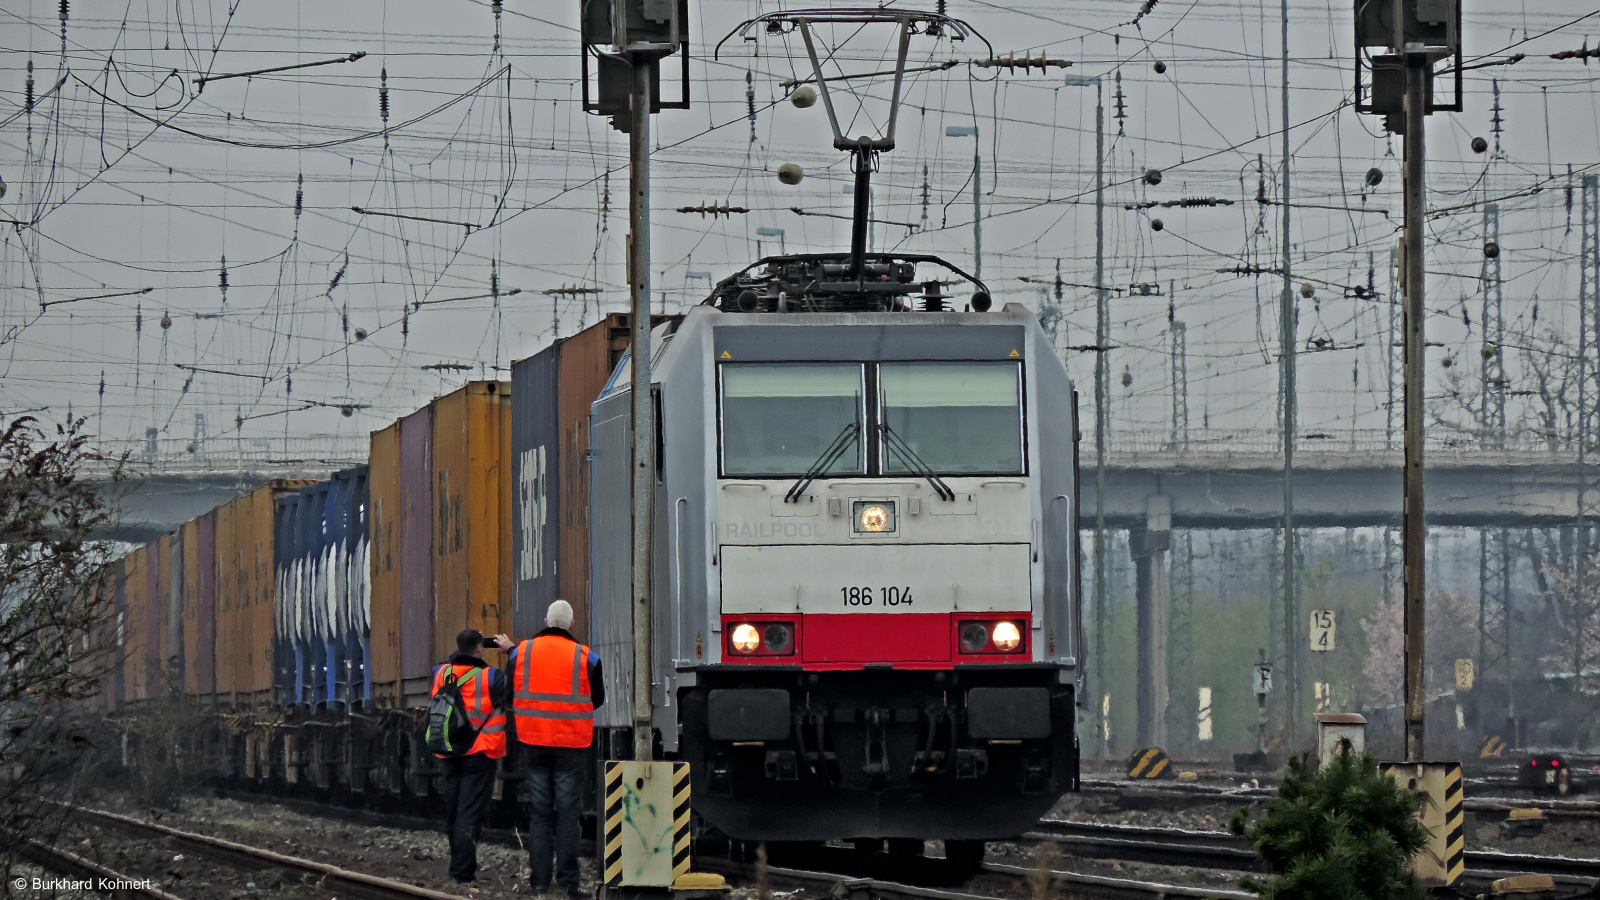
left=1402, top=52, right=1428, bottom=763
left=629, top=56, right=656, bottom=763
left=973, top=142, right=983, bottom=281
left=1092, top=83, right=1108, bottom=757
left=1279, top=0, right=1299, bottom=750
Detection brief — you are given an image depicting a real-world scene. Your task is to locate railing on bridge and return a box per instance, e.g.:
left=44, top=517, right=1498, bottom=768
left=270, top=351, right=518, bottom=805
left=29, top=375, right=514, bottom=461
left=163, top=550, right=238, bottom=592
left=91, top=427, right=1588, bottom=476
left=92, top=434, right=370, bottom=476
left=1104, top=428, right=1585, bottom=466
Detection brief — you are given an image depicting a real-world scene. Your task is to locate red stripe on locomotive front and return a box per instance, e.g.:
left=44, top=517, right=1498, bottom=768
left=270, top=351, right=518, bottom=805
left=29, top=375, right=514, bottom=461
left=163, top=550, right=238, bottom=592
left=802, top=613, right=952, bottom=664
left=718, top=613, right=1033, bottom=669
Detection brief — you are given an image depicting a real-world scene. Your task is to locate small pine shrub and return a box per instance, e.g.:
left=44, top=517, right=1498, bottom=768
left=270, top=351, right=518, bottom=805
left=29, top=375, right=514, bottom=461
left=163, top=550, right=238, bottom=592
left=1228, top=752, right=1428, bottom=900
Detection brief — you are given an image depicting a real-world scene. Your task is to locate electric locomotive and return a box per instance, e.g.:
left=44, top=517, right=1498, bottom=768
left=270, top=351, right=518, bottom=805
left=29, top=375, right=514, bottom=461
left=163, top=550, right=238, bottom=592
left=586, top=250, right=1082, bottom=853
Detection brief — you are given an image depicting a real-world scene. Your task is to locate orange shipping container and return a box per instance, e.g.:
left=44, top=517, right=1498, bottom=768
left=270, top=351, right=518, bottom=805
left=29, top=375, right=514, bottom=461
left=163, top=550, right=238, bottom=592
left=94, top=568, right=120, bottom=711
left=214, top=499, right=238, bottom=700
left=122, top=547, right=148, bottom=702
left=368, top=423, right=402, bottom=693
left=431, top=381, right=512, bottom=662
left=555, top=315, right=638, bottom=642
left=82, top=566, right=120, bottom=712
left=250, top=483, right=280, bottom=697
left=154, top=534, right=172, bottom=695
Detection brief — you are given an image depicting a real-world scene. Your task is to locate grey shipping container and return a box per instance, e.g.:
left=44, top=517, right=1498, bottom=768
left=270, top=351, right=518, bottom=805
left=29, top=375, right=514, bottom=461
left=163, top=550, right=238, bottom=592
left=398, top=405, right=435, bottom=703
left=510, top=345, right=560, bottom=638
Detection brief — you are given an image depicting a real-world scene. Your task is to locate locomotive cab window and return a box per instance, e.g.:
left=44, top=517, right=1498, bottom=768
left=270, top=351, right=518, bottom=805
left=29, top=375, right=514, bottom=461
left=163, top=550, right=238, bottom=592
left=720, top=364, right=865, bottom=477
left=879, top=362, right=1024, bottom=476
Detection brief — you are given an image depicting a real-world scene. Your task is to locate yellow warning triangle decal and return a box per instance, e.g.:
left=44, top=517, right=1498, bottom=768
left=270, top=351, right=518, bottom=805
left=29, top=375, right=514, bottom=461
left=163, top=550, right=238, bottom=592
left=1009, top=349, right=1021, bottom=358
left=720, top=350, right=732, bottom=359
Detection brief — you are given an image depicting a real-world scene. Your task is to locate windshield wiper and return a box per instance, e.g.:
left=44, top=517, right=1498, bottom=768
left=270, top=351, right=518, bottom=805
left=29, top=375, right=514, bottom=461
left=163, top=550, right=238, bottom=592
left=785, top=422, right=860, bottom=503
left=878, top=423, right=956, bottom=501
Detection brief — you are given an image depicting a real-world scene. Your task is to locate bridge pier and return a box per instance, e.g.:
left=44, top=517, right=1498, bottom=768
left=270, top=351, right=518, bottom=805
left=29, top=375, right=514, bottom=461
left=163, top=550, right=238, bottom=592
left=1131, top=495, right=1172, bottom=750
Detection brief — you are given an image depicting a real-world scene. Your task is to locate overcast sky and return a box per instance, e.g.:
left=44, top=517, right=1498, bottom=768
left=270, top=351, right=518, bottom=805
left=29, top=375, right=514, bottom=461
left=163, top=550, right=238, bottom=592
left=1, top=1, right=1597, bottom=460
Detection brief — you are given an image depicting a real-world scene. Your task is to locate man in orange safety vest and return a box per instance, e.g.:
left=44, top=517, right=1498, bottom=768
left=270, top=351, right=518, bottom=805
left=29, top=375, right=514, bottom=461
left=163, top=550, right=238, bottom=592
left=430, top=628, right=511, bottom=884
left=510, top=600, right=604, bottom=899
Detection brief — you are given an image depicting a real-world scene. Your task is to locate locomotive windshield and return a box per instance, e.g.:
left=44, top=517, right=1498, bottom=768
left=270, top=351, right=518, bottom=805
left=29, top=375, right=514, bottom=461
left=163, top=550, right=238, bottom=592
left=719, top=360, right=1024, bottom=478
left=720, top=364, right=865, bottom=477
left=880, top=362, right=1024, bottom=476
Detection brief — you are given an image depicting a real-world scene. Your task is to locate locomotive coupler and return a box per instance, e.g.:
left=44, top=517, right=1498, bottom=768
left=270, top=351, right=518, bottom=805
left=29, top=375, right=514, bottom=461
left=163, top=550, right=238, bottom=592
left=911, top=703, right=955, bottom=777
left=793, top=707, right=838, bottom=784
left=863, top=707, right=890, bottom=783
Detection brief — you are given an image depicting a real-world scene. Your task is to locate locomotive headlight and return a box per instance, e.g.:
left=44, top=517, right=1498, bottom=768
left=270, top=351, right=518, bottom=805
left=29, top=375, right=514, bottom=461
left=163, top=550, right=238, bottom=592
left=763, top=623, right=793, bottom=653
left=860, top=506, right=889, bottom=532
left=730, top=623, right=761, bottom=654
left=960, top=622, right=989, bottom=653
left=992, top=621, right=1023, bottom=653
left=853, top=501, right=896, bottom=534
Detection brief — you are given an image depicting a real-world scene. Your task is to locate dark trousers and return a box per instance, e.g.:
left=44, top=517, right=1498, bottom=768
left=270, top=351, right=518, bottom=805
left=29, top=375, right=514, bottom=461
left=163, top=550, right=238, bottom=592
left=526, top=745, right=587, bottom=894
left=440, top=753, right=498, bottom=882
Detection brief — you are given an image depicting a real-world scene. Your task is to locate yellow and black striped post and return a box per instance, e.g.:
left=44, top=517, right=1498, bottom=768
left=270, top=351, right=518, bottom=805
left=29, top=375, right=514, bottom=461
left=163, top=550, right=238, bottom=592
left=1479, top=735, right=1506, bottom=758
left=1126, top=747, right=1172, bottom=779
left=1383, top=761, right=1464, bottom=886
left=602, top=760, right=692, bottom=888
left=1442, top=764, right=1465, bottom=883
left=603, top=763, right=625, bottom=886
left=672, top=762, right=691, bottom=884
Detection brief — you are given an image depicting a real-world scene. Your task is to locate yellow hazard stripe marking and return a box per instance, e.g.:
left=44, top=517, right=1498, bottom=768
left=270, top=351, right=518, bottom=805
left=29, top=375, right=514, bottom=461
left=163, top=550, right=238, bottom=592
left=1444, top=764, right=1465, bottom=882
left=672, top=762, right=692, bottom=879
left=1129, top=748, right=1167, bottom=778
left=603, top=762, right=624, bottom=885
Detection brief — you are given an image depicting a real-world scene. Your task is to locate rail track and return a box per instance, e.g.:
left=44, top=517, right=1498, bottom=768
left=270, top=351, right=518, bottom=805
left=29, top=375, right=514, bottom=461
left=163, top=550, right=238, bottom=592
left=65, top=791, right=1254, bottom=900
left=55, top=803, right=471, bottom=900
left=1031, top=820, right=1600, bottom=887
left=1083, top=776, right=1600, bottom=818
left=63, top=784, right=1600, bottom=900
left=16, top=837, right=190, bottom=900
left=694, top=853, right=1256, bottom=900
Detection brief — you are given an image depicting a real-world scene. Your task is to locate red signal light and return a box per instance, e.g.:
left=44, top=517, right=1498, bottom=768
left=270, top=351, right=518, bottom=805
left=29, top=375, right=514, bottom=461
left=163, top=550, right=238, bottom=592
left=1531, top=760, right=1539, bottom=766
left=1553, top=760, right=1561, bottom=767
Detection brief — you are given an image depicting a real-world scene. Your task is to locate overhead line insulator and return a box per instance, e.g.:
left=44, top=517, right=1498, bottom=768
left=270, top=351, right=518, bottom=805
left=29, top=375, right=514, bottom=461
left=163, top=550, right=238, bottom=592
left=675, top=203, right=750, bottom=218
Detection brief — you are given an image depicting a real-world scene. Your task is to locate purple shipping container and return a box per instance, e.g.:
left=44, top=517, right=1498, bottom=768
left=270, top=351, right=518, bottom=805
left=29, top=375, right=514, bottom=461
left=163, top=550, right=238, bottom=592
left=398, top=404, right=435, bottom=704
left=197, top=511, right=217, bottom=696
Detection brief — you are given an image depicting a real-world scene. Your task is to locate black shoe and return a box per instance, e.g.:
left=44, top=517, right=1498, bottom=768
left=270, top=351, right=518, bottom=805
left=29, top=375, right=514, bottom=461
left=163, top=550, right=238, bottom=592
left=563, top=887, right=592, bottom=900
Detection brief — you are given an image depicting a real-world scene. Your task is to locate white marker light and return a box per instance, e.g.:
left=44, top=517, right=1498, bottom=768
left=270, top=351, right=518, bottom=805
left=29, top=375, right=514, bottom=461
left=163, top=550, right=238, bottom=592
left=731, top=623, right=761, bottom=654
left=992, top=621, right=1022, bottom=652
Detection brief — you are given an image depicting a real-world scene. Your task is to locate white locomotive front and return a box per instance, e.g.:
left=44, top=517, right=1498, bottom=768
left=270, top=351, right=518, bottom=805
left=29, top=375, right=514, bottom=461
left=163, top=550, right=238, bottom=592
left=588, top=256, right=1081, bottom=857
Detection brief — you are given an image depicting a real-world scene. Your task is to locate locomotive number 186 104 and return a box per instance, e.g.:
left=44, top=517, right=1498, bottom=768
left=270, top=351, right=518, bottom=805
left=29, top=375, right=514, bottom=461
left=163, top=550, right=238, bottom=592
left=841, top=586, right=915, bottom=607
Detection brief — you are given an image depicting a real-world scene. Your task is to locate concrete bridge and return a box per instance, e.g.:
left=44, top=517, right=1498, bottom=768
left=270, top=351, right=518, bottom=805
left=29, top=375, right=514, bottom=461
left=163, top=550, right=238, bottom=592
left=1089, top=448, right=1598, bottom=530
left=95, top=434, right=368, bottom=543
left=102, top=430, right=1600, bottom=541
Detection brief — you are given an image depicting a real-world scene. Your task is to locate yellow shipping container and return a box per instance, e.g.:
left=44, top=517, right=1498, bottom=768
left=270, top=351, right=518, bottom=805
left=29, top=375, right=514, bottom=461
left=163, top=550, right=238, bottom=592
left=368, top=422, right=402, bottom=696
left=122, top=547, right=148, bottom=703
left=214, top=498, right=238, bottom=700
left=431, top=381, right=512, bottom=662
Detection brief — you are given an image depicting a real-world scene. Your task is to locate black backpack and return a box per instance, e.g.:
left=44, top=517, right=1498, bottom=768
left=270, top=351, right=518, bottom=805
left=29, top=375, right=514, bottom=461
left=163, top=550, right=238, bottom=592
left=425, top=665, right=484, bottom=756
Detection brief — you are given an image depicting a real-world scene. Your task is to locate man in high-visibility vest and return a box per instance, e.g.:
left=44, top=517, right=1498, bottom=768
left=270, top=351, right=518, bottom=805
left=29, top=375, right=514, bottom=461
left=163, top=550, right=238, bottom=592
left=430, top=628, right=511, bottom=884
left=511, top=600, right=604, bottom=899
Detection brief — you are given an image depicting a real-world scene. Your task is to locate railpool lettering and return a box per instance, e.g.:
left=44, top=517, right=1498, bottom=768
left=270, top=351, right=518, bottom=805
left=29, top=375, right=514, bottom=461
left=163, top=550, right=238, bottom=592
left=724, top=521, right=817, bottom=539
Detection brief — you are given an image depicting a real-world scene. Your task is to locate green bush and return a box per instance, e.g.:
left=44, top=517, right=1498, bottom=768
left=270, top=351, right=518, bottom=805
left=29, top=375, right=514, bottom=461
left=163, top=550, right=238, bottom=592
left=1228, top=752, right=1427, bottom=900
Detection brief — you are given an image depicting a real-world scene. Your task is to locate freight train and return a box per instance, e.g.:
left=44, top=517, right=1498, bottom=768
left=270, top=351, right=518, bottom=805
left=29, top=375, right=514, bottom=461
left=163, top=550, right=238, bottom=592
left=96, top=262, right=1082, bottom=862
